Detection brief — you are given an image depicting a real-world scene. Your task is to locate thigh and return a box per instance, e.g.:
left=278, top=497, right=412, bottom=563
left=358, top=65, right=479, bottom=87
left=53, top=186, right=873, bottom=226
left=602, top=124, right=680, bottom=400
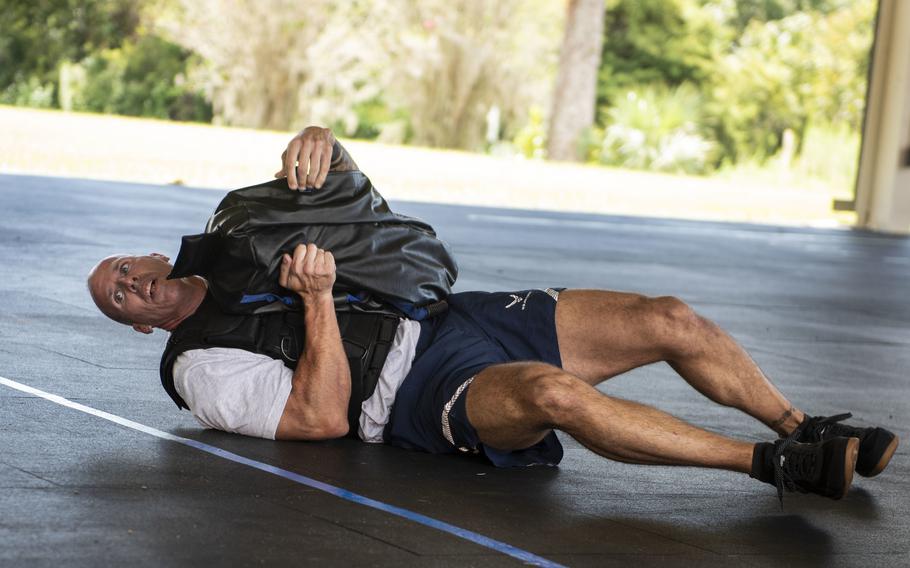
left=464, top=361, right=559, bottom=451
left=556, top=289, right=666, bottom=385
left=385, top=323, right=509, bottom=456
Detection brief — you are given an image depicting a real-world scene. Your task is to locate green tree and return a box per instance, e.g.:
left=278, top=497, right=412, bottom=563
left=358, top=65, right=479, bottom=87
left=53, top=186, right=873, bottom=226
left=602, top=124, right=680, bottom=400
left=0, top=0, right=140, bottom=104
left=167, top=0, right=562, bottom=149
left=75, top=34, right=211, bottom=121
left=709, top=1, right=875, bottom=163
left=728, top=0, right=854, bottom=33
left=0, top=0, right=210, bottom=120
left=593, top=0, right=874, bottom=170
left=597, top=0, right=730, bottom=112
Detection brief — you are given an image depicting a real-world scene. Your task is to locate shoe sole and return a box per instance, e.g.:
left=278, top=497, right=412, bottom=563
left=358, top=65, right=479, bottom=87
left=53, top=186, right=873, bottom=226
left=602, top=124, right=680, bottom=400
left=861, top=434, right=900, bottom=478
left=836, top=437, right=860, bottom=500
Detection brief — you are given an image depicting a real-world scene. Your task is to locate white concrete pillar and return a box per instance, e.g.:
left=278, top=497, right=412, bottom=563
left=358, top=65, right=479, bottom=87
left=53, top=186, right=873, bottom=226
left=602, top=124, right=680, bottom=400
left=855, top=0, right=910, bottom=234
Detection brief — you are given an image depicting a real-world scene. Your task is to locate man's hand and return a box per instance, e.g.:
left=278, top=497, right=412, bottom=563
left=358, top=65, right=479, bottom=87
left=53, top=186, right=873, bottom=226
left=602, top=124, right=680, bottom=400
left=275, top=126, right=336, bottom=190
left=279, top=243, right=336, bottom=301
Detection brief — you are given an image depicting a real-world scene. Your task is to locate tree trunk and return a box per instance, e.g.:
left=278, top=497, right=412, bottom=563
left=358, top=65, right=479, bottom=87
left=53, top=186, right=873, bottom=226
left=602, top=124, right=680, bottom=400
left=546, top=0, right=605, bottom=162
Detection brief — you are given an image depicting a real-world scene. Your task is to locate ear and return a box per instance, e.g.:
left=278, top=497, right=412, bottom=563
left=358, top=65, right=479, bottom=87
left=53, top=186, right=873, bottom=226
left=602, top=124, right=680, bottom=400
left=150, top=252, right=171, bottom=263
left=132, top=324, right=154, bottom=335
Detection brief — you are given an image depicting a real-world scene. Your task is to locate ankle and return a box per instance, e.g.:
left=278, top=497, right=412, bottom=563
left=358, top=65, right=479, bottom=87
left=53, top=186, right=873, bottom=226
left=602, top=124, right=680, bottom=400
left=775, top=409, right=807, bottom=437
left=750, top=442, right=776, bottom=484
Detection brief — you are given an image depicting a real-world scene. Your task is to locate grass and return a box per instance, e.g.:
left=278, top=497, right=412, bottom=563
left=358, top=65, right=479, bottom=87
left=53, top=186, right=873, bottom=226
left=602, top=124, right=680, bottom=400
left=716, top=125, right=861, bottom=197
left=0, top=105, right=856, bottom=227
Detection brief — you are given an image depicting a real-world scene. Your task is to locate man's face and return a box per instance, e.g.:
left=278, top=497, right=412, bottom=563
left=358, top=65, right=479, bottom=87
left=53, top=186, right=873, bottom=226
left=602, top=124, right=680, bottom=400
left=88, top=253, right=183, bottom=329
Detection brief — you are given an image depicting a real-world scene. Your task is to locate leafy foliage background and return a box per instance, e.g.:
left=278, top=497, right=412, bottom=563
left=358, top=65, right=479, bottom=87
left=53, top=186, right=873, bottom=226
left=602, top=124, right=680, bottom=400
left=0, top=0, right=875, bottom=183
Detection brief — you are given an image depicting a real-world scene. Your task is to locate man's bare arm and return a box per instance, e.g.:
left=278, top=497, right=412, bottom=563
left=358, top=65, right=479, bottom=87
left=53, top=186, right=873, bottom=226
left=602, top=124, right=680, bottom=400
left=274, top=243, right=351, bottom=440
left=275, top=126, right=358, bottom=190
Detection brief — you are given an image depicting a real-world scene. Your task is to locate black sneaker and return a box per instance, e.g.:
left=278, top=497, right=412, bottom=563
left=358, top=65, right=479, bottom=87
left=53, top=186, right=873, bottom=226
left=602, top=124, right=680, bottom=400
left=795, top=413, right=899, bottom=477
left=766, top=436, right=859, bottom=504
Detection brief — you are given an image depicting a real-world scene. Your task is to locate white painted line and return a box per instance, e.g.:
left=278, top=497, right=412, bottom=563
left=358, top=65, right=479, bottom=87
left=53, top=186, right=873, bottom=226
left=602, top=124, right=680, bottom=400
left=0, top=375, right=564, bottom=568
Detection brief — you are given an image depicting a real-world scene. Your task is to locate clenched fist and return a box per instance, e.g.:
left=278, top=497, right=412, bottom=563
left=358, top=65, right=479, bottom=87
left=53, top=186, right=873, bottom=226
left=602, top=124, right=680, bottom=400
left=279, top=243, right=336, bottom=301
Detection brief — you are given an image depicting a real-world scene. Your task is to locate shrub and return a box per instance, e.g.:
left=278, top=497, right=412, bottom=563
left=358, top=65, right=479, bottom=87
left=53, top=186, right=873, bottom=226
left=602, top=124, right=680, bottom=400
left=0, top=0, right=140, bottom=98
left=597, top=83, right=717, bottom=175
left=72, top=34, right=211, bottom=122
left=0, top=76, right=56, bottom=107
left=707, top=2, right=875, bottom=164
left=512, top=106, right=548, bottom=159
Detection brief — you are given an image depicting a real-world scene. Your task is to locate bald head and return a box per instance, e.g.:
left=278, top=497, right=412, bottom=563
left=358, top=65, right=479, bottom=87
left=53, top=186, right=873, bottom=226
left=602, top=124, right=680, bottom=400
left=87, top=252, right=205, bottom=333
left=87, top=255, right=132, bottom=324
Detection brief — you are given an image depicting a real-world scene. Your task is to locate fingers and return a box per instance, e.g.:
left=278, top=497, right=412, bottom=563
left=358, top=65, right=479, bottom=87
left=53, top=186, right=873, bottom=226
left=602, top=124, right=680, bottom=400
left=293, top=243, right=309, bottom=277
left=303, top=243, right=319, bottom=273
left=287, top=244, right=323, bottom=274
left=285, top=140, right=301, bottom=189
left=295, top=244, right=332, bottom=273
left=278, top=253, right=291, bottom=288
left=296, top=137, right=314, bottom=190
left=280, top=127, right=336, bottom=190
left=315, top=138, right=332, bottom=188
left=307, top=139, right=324, bottom=188
left=275, top=150, right=287, bottom=178
left=280, top=244, right=334, bottom=296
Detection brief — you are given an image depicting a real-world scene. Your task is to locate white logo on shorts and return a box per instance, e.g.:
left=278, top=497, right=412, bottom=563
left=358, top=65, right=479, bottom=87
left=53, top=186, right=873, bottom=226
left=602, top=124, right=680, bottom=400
left=505, top=291, right=532, bottom=310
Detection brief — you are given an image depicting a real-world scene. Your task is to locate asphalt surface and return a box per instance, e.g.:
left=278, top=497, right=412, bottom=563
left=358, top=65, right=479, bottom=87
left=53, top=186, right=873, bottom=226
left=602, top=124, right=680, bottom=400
left=1, top=173, right=907, bottom=567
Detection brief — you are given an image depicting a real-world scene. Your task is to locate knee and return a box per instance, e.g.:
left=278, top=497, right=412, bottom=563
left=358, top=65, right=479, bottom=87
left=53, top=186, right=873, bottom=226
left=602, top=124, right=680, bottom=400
left=525, top=365, right=590, bottom=426
left=651, top=296, right=699, bottom=326
left=646, top=296, right=707, bottom=351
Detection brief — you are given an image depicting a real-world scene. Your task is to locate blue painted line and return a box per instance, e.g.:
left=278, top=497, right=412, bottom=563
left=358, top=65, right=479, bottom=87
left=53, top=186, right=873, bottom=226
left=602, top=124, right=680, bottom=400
left=0, top=376, right=565, bottom=568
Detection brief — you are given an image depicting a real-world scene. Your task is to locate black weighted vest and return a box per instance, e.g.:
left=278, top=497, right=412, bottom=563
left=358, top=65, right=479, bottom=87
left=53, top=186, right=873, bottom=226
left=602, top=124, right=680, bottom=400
left=159, top=293, right=400, bottom=437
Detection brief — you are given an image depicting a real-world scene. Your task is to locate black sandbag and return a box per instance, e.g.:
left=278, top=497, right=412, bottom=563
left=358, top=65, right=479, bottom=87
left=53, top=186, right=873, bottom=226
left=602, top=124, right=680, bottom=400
left=168, top=170, right=458, bottom=315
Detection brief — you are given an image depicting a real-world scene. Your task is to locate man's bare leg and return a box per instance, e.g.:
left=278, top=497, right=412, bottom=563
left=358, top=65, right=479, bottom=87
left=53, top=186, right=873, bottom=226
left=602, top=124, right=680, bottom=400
left=465, top=362, right=754, bottom=472
left=555, top=290, right=804, bottom=436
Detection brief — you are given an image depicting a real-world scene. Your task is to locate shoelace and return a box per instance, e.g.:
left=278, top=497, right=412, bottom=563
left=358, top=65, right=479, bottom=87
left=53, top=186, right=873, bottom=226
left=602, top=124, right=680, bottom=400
left=772, top=433, right=796, bottom=507
left=771, top=413, right=853, bottom=507
left=771, top=429, right=820, bottom=508
left=797, top=412, right=854, bottom=443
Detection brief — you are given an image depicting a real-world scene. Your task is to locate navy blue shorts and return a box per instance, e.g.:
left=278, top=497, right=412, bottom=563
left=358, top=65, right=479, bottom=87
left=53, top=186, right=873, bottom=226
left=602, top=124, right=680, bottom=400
left=384, top=289, right=565, bottom=467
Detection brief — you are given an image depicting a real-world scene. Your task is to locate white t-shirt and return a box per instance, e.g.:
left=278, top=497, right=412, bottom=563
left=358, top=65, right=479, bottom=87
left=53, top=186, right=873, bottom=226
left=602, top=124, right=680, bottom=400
left=172, top=319, right=421, bottom=442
